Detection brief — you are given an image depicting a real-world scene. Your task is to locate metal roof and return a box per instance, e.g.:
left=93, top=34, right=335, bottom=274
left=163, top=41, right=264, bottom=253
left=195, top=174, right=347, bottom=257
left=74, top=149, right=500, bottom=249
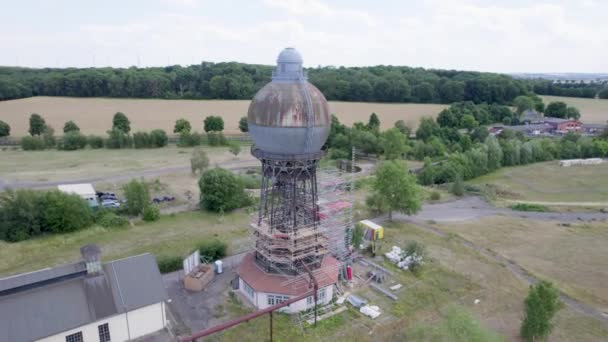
left=57, top=183, right=96, bottom=196
left=0, top=253, right=167, bottom=341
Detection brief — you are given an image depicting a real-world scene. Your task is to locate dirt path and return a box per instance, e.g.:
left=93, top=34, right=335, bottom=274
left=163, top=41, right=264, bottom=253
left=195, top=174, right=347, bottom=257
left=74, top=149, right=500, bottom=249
left=375, top=210, right=608, bottom=324
left=0, top=158, right=257, bottom=190
left=503, top=199, right=608, bottom=207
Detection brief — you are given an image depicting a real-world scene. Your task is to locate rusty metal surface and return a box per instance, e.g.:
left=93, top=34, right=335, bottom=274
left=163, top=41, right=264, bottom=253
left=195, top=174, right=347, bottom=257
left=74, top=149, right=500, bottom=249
left=247, top=82, right=330, bottom=128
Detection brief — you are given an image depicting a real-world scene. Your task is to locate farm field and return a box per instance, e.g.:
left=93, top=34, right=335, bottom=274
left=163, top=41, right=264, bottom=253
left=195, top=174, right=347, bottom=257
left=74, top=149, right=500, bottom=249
left=540, top=95, right=608, bottom=124
left=0, top=145, right=256, bottom=185
left=0, top=96, right=447, bottom=136
left=469, top=161, right=608, bottom=204
left=434, top=216, right=608, bottom=311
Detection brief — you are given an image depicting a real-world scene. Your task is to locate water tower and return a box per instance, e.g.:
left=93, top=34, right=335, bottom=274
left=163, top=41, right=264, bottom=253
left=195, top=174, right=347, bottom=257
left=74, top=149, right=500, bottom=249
left=237, top=48, right=338, bottom=311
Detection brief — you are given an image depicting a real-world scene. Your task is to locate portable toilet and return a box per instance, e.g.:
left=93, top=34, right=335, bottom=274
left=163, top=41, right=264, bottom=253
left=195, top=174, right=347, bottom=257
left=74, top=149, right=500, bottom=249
left=359, top=220, right=384, bottom=241
left=215, top=260, right=223, bottom=274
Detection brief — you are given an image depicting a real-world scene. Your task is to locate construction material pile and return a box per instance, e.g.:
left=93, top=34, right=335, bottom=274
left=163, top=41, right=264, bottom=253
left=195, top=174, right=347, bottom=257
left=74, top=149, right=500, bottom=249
left=384, top=246, right=423, bottom=270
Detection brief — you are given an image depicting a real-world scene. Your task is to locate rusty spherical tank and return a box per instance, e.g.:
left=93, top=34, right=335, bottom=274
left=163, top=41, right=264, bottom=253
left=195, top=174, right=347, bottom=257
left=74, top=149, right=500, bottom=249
left=248, top=48, right=330, bottom=155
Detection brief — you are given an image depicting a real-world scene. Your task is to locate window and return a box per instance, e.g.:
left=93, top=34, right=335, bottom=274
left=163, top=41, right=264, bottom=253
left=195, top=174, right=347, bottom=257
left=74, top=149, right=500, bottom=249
left=65, top=332, right=83, bottom=342
left=98, top=323, right=111, bottom=342
left=267, top=294, right=289, bottom=306
left=318, top=287, right=327, bottom=301
left=243, top=280, right=254, bottom=298
left=306, top=287, right=328, bottom=306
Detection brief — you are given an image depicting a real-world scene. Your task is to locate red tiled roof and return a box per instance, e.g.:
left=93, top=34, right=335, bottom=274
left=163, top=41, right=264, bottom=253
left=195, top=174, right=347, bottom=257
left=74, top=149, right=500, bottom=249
left=237, top=252, right=340, bottom=296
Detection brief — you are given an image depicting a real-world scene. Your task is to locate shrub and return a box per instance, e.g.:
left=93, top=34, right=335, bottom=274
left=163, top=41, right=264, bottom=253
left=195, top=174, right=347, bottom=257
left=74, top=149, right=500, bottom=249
left=511, top=203, right=550, bottom=212
left=96, top=211, right=129, bottom=228
left=238, top=174, right=261, bottom=189
left=112, top=112, right=131, bottom=133
left=521, top=281, right=563, bottom=341
left=238, top=116, right=248, bottom=132
left=21, top=136, right=46, bottom=150
left=42, top=126, right=56, bottom=148
left=178, top=131, right=202, bottom=147
left=204, top=115, right=224, bottom=132
left=229, top=142, right=241, bottom=156
left=63, top=120, right=80, bottom=133
left=198, top=168, right=250, bottom=212
left=43, top=190, right=93, bottom=233
left=105, top=128, right=133, bottom=149
left=197, top=239, right=228, bottom=261
left=430, top=191, right=441, bottom=201
left=133, top=131, right=152, bottom=148
left=87, top=135, right=104, bottom=149
left=190, top=147, right=210, bottom=174
left=174, top=118, right=192, bottom=134
left=403, top=241, right=426, bottom=276
left=143, top=205, right=161, bottom=222
left=150, top=129, right=168, bottom=147
left=0, top=120, right=10, bottom=137
left=157, top=255, right=183, bottom=274
left=122, top=179, right=151, bottom=216
left=29, top=113, right=46, bottom=136
left=206, top=131, right=227, bottom=146
left=58, top=131, right=87, bottom=150
left=450, top=176, right=465, bottom=197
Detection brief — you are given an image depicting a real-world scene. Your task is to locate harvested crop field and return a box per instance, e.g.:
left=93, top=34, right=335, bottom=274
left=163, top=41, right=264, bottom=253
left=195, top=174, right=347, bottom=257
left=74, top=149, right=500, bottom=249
left=0, top=96, right=446, bottom=136
left=540, top=95, right=608, bottom=124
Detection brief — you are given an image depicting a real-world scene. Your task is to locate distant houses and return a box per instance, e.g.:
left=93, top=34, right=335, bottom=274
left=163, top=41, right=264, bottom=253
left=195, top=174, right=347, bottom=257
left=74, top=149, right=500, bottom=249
left=490, top=110, right=603, bottom=137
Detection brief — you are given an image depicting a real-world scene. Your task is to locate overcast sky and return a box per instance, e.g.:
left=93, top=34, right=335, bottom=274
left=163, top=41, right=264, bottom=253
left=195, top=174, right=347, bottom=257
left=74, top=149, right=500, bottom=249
left=1, top=0, right=606, bottom=73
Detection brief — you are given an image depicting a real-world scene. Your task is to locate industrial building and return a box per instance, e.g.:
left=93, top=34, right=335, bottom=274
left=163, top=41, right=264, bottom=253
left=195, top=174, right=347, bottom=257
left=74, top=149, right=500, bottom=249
left=0, top=245, right=168, bottom=342
left=236, top=48, right=350, bottom=312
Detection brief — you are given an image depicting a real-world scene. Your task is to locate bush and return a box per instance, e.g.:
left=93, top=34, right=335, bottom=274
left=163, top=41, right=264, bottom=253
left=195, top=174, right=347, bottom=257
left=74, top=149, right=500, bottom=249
left=157, top=255, right=183, bottom=274
left=142, top=205, right=161, bottom=222
left=21, top=136, right=46, bottom=150
left=150, top=129, right=168, bottom=147
left=197, top=240, right=228, bottom=261
left=404, top=241, right=426, bottom=275
left=229, top=142, right=241, bottom=156
left=122, top=179, right=150, bottom=216
left=58, top=131, right=87, bottom=150
left=0, top=120, right=10, bottom=137
left=511, top=203, right=550, bottom=212
left=198, top=168, right=251, bottom=212
left=106, top=128, right=133, bottom=149
left=174, top=118, right=192, bottom=134
left=29, top=113, right=46, bottom=136
left=450, top=176, right=465, bottom=197
left=96, top=211, right=129, bottom=228
left=133, top=131, right=151, bottom=148
left=63, top=120, right=80, bottom=133
left=238, top=174, right=261, bottom=189
left=43, top=190, right=93, bottom=233
left=191, top=147, right=210, bottom=174
left=42, top=126, right=56, bottom=148
left=178, top=131, right=202, bottom=147
left=204, top=115, right=224, bottom=132
left=430, top=191, right=441, bottom=201
left=206, top=131, right=227, bottom=146
left=112, top=112, right=131, bottom=133
left=238, top=116, right=248, bottom=132
left=87, top=135, right=104, bottom=149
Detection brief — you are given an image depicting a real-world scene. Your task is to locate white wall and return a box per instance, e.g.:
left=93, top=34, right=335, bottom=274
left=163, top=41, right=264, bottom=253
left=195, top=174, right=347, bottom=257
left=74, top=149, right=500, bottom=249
left=238, top=278, right=334, bottom=314
left=36, top=302, right=165, bottom=342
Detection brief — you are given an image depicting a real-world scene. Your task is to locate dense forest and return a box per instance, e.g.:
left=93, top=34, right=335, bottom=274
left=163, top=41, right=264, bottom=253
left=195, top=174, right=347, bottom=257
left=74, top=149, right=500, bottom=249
left=529, top=79, right=608, bottom=99
left=0, top=63, right=534, bottom=104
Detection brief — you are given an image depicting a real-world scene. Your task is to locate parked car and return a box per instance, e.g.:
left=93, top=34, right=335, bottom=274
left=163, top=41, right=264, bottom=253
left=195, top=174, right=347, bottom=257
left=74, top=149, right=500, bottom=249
left=101, top=200, right=121, bottom=209
left=100, top=194, right=118, bottom=201
left=152, top=196, right=176, bottom=204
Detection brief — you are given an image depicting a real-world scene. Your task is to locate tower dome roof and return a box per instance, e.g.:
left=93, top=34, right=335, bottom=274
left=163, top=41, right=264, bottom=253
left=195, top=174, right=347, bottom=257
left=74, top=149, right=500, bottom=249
left=247, top=48, right=330, bottom=156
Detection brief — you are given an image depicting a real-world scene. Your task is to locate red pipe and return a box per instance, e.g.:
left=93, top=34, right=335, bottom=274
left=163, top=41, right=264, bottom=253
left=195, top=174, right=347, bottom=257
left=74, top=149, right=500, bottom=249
left=179, top=290, right=314, bottom=342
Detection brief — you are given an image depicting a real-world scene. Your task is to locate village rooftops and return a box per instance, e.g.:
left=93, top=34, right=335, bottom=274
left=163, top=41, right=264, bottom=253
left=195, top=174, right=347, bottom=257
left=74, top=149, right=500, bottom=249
left=0, top=252, right=168, bottom=341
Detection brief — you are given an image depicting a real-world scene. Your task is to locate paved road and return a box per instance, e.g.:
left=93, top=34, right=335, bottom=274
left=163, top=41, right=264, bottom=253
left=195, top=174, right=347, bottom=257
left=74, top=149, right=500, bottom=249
left=0, top=158, right=258, bottom=190
left=413, top=196, right=608, bottom=223
left=373, top=199, right=608, bottom=324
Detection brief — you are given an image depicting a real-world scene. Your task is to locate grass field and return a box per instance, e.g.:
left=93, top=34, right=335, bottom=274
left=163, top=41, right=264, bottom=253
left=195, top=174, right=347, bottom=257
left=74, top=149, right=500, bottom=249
left=540, top=95, right=608, bottom=124
left=0, top=96, right=447, bottom=136
left=434, top=216, right=608, bottom=311
left=469, top=161, right=608, bottom=204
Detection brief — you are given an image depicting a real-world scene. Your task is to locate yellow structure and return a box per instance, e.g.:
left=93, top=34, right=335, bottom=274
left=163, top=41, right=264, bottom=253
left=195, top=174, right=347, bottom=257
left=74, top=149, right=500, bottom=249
left=359, top=220, right=384, bottom=241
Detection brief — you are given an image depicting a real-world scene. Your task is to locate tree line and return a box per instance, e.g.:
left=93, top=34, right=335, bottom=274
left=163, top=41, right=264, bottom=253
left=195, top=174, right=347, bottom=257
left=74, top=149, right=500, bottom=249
left=530, top=79, right=608, bottom=99
left=0, top=63, right=533, bottom=104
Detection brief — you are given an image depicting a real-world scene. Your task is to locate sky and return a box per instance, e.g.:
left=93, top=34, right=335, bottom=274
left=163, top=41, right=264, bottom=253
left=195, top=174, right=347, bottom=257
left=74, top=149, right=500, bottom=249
left=1, top=0, right=606, bottom=73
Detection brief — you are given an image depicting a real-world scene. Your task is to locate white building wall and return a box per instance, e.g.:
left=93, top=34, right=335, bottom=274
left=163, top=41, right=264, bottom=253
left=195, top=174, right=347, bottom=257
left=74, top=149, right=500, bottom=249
left=36, top=302, right=165, bottom=342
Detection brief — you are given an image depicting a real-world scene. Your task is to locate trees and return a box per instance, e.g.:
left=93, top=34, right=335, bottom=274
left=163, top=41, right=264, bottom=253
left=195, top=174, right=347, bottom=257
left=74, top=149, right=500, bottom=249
left=566, top=107, right=581, bottom=120
left=544, top=102, right=568, bottom=118
left=112, top=112, right=131, bottom=133
left=58, top=131, right=87, bottom=150
left=173, top=118, right=192, bottom=134
left=190, top=147, right=210, bottom=174
left=599, top=88, right=608, bottom=99
left=0, top=120, right=11, bottom=137
left=520, top=281, right=562, bottom=342
left=394, top=120, right=411, bottom=136
left=513, top=95, right=535, bottom=114
left=416, top=117, right=441, bottom=142
left=370, top=160, right=421, bottom=220
left=204, top=115, right=224, bottom=132
left=122, top=179, right=150, bottom=216
left=43, top=190, right=93, bottom=233
left=63, top=120, right=80, bottom=133
left=106, top=128, right=133, bottom=149
left=368, top=113, right=380, bottom=130
left=380, top=128, right=408, bottom=160
left=198, top=168, right=250, bottom=212
left=150, top=129, right=168, bottom=147
left=238, top=116, right=248, bottom=132
left=28, top=113, right=46, bottom=136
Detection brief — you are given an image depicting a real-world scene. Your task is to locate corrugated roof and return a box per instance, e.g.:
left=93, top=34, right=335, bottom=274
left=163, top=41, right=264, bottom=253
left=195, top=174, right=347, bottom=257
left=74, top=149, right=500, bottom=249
left=0, top=253, right=167, bottom=341
left=57, top=183, right=96, bottom=196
